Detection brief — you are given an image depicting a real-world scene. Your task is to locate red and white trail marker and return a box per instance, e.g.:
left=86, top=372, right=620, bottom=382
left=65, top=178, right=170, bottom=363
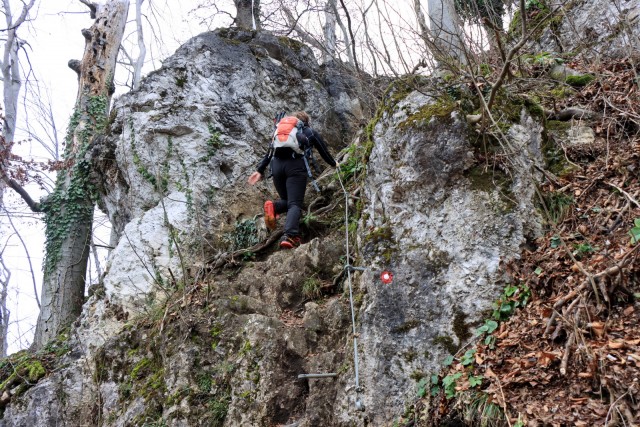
left=380, top=271, right=393, bottom=284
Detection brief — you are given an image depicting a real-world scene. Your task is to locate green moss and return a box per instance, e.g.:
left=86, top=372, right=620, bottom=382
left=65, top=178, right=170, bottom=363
left=365, top=225, right=394, bottom=244
left=543, top=123, right=581, bottom=177
left=491, top=91, right=525, bottom=124
left=166, top=387, right=191, bottom=406
left=410, top=370, right=426, bottom=381
left=240, top=339, right=252, bottom=356
left=550, top=86, right=575, bottom=99
left=546, top=120, right=572, bottom=131
left=141, top=368, right=166, bottom=396
left=364, top=223, right=398, bottom=263
left=278, top=36, right=305, bottom=52
left=210, top=323, right=223, bottom=350
left=403, top=350, right=418, bottom=363
left=565, top=74, right=594, bottom=87
left=453, top=310, right=471, bottom=344
left=433, top=335, right=459, bottom=355
left=208, top=392, right=231, bottom=425
left=131, top=358, right=152, bottom=380
left=27, top=361, right=46, bottom=382
left=0, top=353, right=49, bottom=398
left=176, top=75, right=187, bottom=88
left=392, top=319, right=421, bottom=333
left=508, top=9, right=522, bottom=34
left=509, top=0, right=564, bottom=41
left=216, top=28, right=243, bottom=45
left=524, top=97, right=545, bottom=119
left=464, top=166, right=516, bottom=212
left=398, top=98, right=456, bottom=129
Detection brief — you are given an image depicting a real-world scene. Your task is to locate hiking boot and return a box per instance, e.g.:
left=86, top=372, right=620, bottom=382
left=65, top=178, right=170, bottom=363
left=280, top=235, right=301, bottom=249
left=264, top=200, right=277, bottom=230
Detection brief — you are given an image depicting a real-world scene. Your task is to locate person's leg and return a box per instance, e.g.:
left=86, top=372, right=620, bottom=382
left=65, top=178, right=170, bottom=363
left=270, top=158, right=289, bottom=214
left=282, top=158, right=307, bottom=237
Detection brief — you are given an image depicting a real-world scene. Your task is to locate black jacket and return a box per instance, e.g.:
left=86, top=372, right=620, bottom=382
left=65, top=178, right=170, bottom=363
left=256, top=125, right=336, bottom=175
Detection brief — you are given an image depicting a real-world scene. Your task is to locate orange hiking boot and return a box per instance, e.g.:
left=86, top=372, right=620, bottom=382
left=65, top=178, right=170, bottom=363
left=264, top=200, right=277, bottom=230
left=279, top=235, right=301, bottom=249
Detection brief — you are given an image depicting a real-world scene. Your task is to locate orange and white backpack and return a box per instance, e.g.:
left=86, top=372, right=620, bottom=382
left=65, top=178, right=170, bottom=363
left=272, top=115, right=304, bottom=154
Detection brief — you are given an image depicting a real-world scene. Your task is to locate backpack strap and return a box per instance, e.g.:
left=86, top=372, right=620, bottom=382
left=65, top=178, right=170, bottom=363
left=266, top=111, right=287, bottom=179
left=297, top=127, right=320, bottom=192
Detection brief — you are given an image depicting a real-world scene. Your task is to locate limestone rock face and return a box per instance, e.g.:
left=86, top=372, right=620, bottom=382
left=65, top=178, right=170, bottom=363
left=1, top=29, right=550, bottom=427
left=1, top=29, right=364, bottom=427
left=338, top=88, right=543, bottom=424
left=536, top=0, right=640, bottom=58
left=93, top=28, right=364, bottom=313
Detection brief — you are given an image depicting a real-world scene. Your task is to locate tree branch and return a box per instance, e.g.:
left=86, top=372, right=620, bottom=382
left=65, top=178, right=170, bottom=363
left=338, top=0, right=359, bottom=71
left=486, top=1, right=564, bottom=110
left=78, top=0, right=98, bottom=19
left=3, top=207, right=40, bottom=308
left=2, top=176, right=41, bottom=212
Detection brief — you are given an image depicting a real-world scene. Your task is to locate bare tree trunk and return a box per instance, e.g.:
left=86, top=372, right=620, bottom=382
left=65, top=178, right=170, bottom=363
left=0, top=0, right=36, bottom=210
left=0, top=257, right=10, bottom=357
left=330, top=0, right=355, bottom=65
left=426, top=0, right=468, bottom=66
left=234, top=0, right=257, bottom=29
left=0, top=0, right=35, bottom=354
left=133, top=0, right=146, bottom=90
left=1, top=0, right=35, bottom=146
left=32, top=0, right=130, bottom=351
left=323, top=0, right=338, bottom=62
left=252, top=0, right=261, bottom=31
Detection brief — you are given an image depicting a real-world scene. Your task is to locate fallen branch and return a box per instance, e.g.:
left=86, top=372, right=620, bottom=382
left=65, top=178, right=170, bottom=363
left=206, top=230, right=284, bottom=270
left=605, top=182, right=640, bottom=208
left=560, top=332, right=575, bottom=375
left=545, top=108, right=601, bottom=121
left=545, top=244, right=640, bottom=333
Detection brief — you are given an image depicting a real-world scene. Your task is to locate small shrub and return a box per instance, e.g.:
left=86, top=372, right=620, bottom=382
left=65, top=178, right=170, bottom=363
left=302, top=276, right=322, bottom=300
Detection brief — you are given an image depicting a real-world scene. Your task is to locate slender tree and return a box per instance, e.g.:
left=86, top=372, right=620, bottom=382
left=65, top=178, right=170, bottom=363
left=0, top=233, right=10, bottom=357
left=455, top=0, right=506, bottom=54
left=323, top=0, right=338, bottom=62
left=28, top=0, right=129, bottom=350
left=0, top=0, right=36, bottom=356
left=1, top=0, right=36, bottom=150
left=0, top=0, right=36, bottom=210
left=426, top=0, right=468, bottom=66
left=133, top=0, right=146, bottom=89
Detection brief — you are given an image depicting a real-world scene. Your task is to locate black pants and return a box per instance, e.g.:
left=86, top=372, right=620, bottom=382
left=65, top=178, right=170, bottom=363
left=271, top=156, right=307, bottom=237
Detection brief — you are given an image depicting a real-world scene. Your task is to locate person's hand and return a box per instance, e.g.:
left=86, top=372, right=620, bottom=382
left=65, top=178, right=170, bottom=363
left=248, top=171, right=263, bottom=185
left=334, top=161, right=340, bottom=169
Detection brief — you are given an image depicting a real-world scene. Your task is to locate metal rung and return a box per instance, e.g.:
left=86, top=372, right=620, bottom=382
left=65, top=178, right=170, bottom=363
left=297, top=373, right=337, bottom=379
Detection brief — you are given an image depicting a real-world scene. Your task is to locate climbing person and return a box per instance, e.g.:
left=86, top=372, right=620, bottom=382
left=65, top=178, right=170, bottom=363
left=248, top=111, right=338, bottom=249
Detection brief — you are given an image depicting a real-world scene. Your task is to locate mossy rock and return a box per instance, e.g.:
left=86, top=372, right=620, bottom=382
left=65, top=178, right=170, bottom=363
left=464, top=166, right=516, bottom=213
left=546, top=120, right=573, bottom=132
left=433, top=335, right=459, bottom=355
left=392, top=319, right=421, bottom=334
left=550, top=85, right=575, bottom=99
left=453, top=310, right=471, bottom=343
left=27, top=361, right=46, bottom=382
left=565, top=74, right=595, bottom=87
left=509, top=0, right=565, bottom=41
left=277, top=36, right=305, bottom=53
left=398, top=98, right=456, bottom=129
